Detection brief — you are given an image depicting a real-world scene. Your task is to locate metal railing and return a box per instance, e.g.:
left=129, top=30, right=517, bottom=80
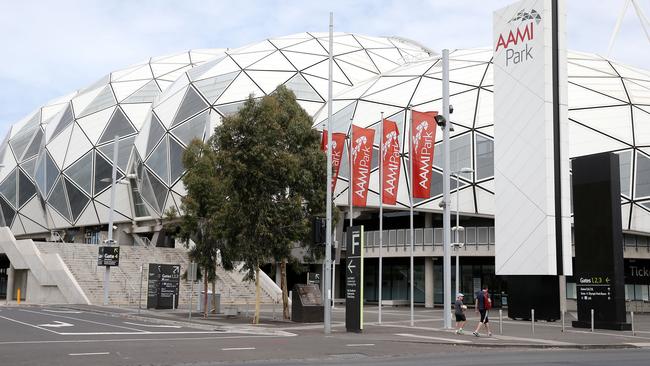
left=355, top=226, right=496, bottom=250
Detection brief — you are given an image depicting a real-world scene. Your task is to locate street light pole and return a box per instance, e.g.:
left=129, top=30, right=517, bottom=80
left=324, top=11, right=333, bottom=335
left=442, top=49, right=452, bottom=329
left=103, top=135, right=119, bottom=306
left=452, top=167, right=473, bottom=297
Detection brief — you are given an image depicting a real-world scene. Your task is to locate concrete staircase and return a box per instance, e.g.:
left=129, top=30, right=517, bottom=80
left=35, top=242, right=279, bottom=307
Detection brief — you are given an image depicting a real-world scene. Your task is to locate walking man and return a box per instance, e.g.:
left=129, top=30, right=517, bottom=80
left=454, top=293, right=467, bottom=334
left=472, top=285, right=492, bottom=337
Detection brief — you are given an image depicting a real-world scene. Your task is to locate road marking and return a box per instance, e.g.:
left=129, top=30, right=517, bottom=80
left=123, top=322, right=182, bottom=328
left=38, top=321, right=74, bottom=328
left=69, top=352, right=110, bottom=356
left=0, top=315, right=59, bottom=334
left=627, top=343, right=650, bottom=348
left=346, top=343, right=375, bottom=347
left=18, top=309, right=147, bottom=333
left=0, top=334, right=290, bottom=346
left=43, top=309, right=83, bottom=314
left=222, top=347, right=256, bottom=351
left=395, top=333, right=472, bottom=344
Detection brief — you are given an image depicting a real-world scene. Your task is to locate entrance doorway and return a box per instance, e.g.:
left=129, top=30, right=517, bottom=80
left=0, top=254, right=8, bottom=300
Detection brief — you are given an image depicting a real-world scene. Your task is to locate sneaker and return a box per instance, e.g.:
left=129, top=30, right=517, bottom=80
left=459, top=329, right=464, bottom=335
left=455, top=329, right=461, bottom=334
left=473, top=331, right=480, bottom=337
left=488, top=332, right=493, bottom=337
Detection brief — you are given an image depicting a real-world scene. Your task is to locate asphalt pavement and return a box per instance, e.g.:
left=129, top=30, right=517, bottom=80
left=1, top=304, right=650, bottom=365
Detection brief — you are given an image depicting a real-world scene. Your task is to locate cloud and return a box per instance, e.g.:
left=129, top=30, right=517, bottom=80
left=0, top=0, right=648, bottom=136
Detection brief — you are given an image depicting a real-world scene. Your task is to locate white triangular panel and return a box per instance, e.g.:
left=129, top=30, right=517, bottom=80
left=296, top=101, right=324, bottom=116
left=171, top=179, right=187, bottom=197
left=303, top=60, right=350, bottom=85
left=151, top=63, right=186, bottom=78
left=11, top=215, right=25, bottom=235
left=47, top=124, right=73, bottom=168
left=631, top=204, right=650, bottom=233
left=364, top=78, right=420, bottom=107
left=282, top=51, right=327, bottom=71
left=476, top=186, right=495, bottom=215
left=214, top=72, right=263, bottom=105
left=114, top=64, right=153, bottom=82
left=154, top=88, right=186, bottom=128
left=622, top=203, right=631, bottom=231
left=195, top=56, right=242, bottom=81
left=121, top=103, right=151, bottom=131
left=230, top=50, right=274, bottom=69
left=95, top=201, right=131, bottom=223
left=569, top=122, right=629, bottom=158
left=245, top=71, right=295, bottom=94
left=633, top=107, right=650, bottom=146
left=77, top=107, right=115, bottom=145
left=20, top=214, right=47, bottom=234
left=247, top=51, right=295, bottom=71
left=112, top=79, right=150, bottom=102
left=71, top=86, right=103, bottom=118
left=63, top=125, right=92, bottom=169
left=570, top=106, right=633, bottom=145
left=110, top=63, right=146, bottom=81
left=568, top=82, right=627, bottom=109
left=284, top=39, right=328, bottom=56
left=156, top=80, right=173, bottom=91
left=21, top=195, right=48, bottom=228
left=75, top=202, right=99, bottom=226
left=94, top=183, right=132, bottom=220
left=47, top=205, right=70, bottom=228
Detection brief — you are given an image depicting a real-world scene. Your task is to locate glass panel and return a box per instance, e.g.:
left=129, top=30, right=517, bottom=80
left=139, top=170, right=160, bottom=213
left=65, top=151, right=93, bottom=195
left=476, top=135, right=493, bottom=180
left=124, top=80, right=161, bottom=103
left=434, top=228, right=443, bottom=244
left=79, top=85, right=116, bottom=117
left=0, top=196, right=15, bottom=227
left=389, top=230, right=396, bottom=246
left=625, top=284, right=632, bottom=301
left=424, top=228, right=433, bottom=245
left=215, top=101, right=247, bottom=117
left=94, top=152, right=113, bottom=195
left=285, top=73, right=322, bottom=102
left=466, top=227, right=476, bottom=244
left=434, top=133, right=471, bottom=172
left=146, top=115, right=165, bottom=157
left=98, top=136, right=135, bottom=172
left=49, top=178, right=71, bottom=221
left=147, top=136, right=169, bottom=184
left=9, top=127, right=35, bottom=162
left=22, top=158, right=37, bottom=180
left=169, top=137, right=186, bottom=183
left=617, top=150, right=632, bottom=197
left=22, top=129, right=43, bottom=162
left=171, top=110, right=208, bottom=146
left=65, top=178, right=89, bottom=222
left=148, top=171, right=168, bottom=212
left=489, top=227, right=495, bottom=244
left=193, top=70, right=239, bottom=104
left=51, top=103, right=74, bottom=139
left=0, top=169, right=17, bottom=207
left=477, top=227, right=488, bottom=244
left=415, top=228, right=423, bottom=244
left=18, top=170, right=36, bottom=208
left=34, top=154, right=46, bottom=196
left=45, top=153, right=59, bottom=196
left=129, top=178, right=150, bottom=217
left=643, top=285, right=649, bottom=301
left=98, top=108, right=136, bottom=144
left=172, top=86, right=208, bottom=126
left=636, top=152, right=650, bottom=198
left=634, top=284, right=644, bottom=301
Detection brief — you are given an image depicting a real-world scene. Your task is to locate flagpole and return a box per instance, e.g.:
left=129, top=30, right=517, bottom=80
left=324, top=11, right=333, bottom=335
left=349, top=117, right=354, bottom=230
left=378, top=112, right=384, bottom=325
left=409, top=105, right=414, bottom=327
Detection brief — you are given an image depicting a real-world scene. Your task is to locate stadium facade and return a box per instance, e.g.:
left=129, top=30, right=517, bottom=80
left=1, top=32, right=650, bottom=305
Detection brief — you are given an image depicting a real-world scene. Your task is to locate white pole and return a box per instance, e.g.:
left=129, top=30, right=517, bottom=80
left=331, top=262, right=335, bottom=309
left=324, top=11, right=334, bottom=335
left=409, top=105, right=414, bottom=327
left=442, top=49, right=452, bottom=329
left=103, top=135, right=119, bottom=306
left=379, top=112, right=384, bottom=325
left=455, top=173, right=460, bottom=297
left=350, top=116, right=354, bottom=229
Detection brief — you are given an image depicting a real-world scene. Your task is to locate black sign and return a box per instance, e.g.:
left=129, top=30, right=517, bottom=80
left=625, top=259, right=650, bottom=284
left=572, top=153, right=630, bottom=330
left=147, top=263, right=181, bottom=309
left=346, top=225, right=364, bottom=333
left=97, top=246, right=120, bottom=266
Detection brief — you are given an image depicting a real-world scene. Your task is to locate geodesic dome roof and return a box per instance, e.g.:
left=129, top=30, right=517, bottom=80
left=312, top=48, right=650, bottom=233
left=0, top=49, right=224, bottom=234
left=132, top=32, right=433, bottom=216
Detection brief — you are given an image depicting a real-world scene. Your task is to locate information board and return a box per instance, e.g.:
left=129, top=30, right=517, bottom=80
left=296, top=284, right=322, bottom=306
left=147, top=263, right=181, bottom=309
left=97, top=246, right=120, bottom=267
left=346, top=225, right=364, bottom=333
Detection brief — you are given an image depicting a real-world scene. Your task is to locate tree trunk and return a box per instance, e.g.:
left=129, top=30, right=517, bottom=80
left=211, top=276, right=217, bottom=314
left=253, top=266, right=262, bottom=324
left=203, top=268, right=208, bottom=318
left=281, top=258, right=289, bottom=320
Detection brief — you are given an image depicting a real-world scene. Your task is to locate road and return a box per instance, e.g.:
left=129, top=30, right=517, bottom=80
left=1, top=305, right=650, bottom=365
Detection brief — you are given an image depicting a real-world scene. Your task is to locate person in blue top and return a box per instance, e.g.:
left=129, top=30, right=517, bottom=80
left=472, top=285, right=492, bottom=337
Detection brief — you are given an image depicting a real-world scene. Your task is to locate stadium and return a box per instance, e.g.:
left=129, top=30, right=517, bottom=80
left=0, top=32, right=649, bottom=307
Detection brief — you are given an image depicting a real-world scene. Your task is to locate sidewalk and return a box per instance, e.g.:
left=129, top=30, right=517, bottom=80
left=56, top=303, right=650, bottom=349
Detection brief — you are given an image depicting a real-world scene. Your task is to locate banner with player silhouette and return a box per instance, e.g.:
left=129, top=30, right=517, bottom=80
left=410, top=110, right=438, bottom=198
left=351, top=125, right=375, bottom=207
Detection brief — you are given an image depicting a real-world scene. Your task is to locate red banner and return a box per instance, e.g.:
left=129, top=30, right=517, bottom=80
left=351, top=125, right=375, bottom=207
left=411, top=110, right=438, bottom=198
left=381, top=119, right=401, bottom=205
left=321, top=130, right=346, bottom=192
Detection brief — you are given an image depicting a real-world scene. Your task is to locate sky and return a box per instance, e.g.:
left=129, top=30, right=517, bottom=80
left=1, top=0, right=649, bottom=138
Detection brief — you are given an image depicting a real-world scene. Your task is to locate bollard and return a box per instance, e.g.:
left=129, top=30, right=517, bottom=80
left=499, top=309, right=503, bottom=334
left=16, top=288, right=21, bottom=305
left=631, top=311, right=635, bottom=336
left=590, top=309, right=594, bottom=332
left=561, top=310, right=565, bottom=333
left=531, top=309, right=535, bottom=333
left=172, top=295, right=176, bottom=311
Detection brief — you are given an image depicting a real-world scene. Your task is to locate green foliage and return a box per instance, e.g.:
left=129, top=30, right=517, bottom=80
left=210, top=85, right=326, bottom=279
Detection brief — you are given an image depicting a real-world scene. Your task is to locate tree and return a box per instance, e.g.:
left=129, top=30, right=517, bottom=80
left=210, top=85, right=326, bottom=322
left=167, top=139, right=232, bottom=318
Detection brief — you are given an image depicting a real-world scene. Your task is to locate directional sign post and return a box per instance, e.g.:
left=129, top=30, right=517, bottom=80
left=346, top=225, right=364, bottom=333
left=97, top=246, right=120, bottom=267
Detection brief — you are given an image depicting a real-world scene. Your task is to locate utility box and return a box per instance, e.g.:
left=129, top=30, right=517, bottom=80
left=291, top=284, right=323, bottom=323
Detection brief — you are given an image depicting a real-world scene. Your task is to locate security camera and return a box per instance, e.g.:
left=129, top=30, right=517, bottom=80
left=449, top=104, right=454, bottom=114
left=434, top=115, right=447, bottom=127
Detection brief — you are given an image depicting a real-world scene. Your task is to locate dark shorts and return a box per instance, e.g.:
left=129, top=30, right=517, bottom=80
left=455, top=313, right=466, bottom=322
left=479, top=310, right=489, bottom=323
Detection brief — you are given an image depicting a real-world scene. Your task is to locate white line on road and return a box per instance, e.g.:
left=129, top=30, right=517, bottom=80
left=68, top=352, right=110, bottom=356
left=346, top=343, right=375, bottom=347
left=0, top=334, right=287, bottom=346
left=43, top=309, right=83, bottom=314
left=0, top=315, right=60, bottom=334
left=18, top=309, right=147, bottom=333
left=222, top=347, right=256, bottom=351
left=123, top=322, right=182, bottom=328
left=395, top=333, right=472, bottom=344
